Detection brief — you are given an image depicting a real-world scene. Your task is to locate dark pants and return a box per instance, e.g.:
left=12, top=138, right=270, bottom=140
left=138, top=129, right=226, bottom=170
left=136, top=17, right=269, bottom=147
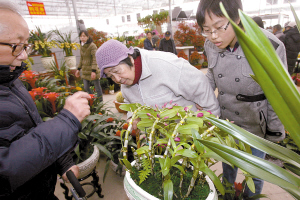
left=83, top=79, right=103, bottom=100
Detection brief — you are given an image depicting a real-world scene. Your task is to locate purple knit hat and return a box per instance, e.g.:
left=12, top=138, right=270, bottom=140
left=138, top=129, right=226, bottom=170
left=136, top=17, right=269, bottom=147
left=96, top=39, right=134, bottom=78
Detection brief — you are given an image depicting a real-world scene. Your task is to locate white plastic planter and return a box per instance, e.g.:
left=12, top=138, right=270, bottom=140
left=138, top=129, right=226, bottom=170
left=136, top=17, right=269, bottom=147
left=124, top=159, right=217, bottom=200
left=77, top=145, right=100, bottom=179
left=64, top=56, right=77, bottom=70
left=41, top=56, right=55, bottom=71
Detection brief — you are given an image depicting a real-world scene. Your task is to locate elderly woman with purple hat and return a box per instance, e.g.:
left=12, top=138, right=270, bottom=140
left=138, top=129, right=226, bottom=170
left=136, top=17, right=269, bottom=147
left=96, top=39, right=220, bottom=128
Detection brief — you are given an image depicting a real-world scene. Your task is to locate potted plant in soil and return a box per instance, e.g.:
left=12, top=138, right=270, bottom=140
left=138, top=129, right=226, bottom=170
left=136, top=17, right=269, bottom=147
left=119, top=4, right=300, bottom=200
left=114, top=91, right=127, bottom=113
left=51, top=29, right=80, bottom=70
left=29, top=26, right=57, bottom=70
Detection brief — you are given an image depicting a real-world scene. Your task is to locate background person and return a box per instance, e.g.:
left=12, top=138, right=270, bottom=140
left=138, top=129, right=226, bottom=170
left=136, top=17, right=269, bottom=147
left=282, top=21, right=300, bottom=75
left=75, top=30, right=103, bottom=101
left=95, top=39, right=220, bottom=129
left=158, top=31, right=178, bottom=55
left=196, top=0, right=286, bottom=198
left=152, top=31, right=159, bottom=50
left=252, top=16, right=264, bottom=29
left=143, top=31, right=155, bottom=50
left=272, top=24, right=285, bottom=42
left=0, top=1, right=91, bottom=199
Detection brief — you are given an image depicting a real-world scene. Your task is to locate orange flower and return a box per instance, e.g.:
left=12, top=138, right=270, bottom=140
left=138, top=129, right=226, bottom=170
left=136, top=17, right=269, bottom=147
left=28, top=91, right=37, bottom=101
left=20, top=70, right=38, bottom=89
left=131, top=129, right=137, bottom=137
left=234, top=182, right=243, bottom=197
left=106, top=117, right=114, bottom=123
left=122, top=123, right=128, bottom=130
left=88, top=94, right=96, bottom=106
left=98, top=112, right=102, bottom=115
left=44, top=92, right=59, bottom=114
left=115, top=130, right=121, bottom=137
left=32, top=87, right=47, bottom=96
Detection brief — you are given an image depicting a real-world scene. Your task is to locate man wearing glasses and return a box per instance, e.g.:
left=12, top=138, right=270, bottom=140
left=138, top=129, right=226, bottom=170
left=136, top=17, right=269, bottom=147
left=0, top=1, right=91, bottom=199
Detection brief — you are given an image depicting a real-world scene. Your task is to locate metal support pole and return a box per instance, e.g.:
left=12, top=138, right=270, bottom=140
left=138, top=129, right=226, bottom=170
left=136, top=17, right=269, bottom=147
left=71, top=0, right=80, bottom=37
left=168, top=0, right=172, bottom=35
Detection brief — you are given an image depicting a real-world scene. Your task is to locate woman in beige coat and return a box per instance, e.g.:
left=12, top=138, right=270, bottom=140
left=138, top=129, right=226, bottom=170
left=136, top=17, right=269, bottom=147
left=75, top=30, right=102, bottom=100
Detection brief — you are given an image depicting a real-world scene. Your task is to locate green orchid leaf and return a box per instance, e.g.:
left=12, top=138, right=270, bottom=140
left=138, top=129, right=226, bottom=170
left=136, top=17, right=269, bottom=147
left=160, top=108, right=179, bottom=119
left=200, top=166, right=225, bottom=195
left=245, top=175, right=255, bottom=193
left=163, top=179, right=173, bottom=200
left=119, top=103, right=139, bottom=112
left=176, top=149, right=198, bottom=158
left=202, top=150, right=232, bottom=166
left=170, top=155, right=182, bottom=166
left=186, top=117, right=203, bottom=127
left=120, top=158, right=132, bottom=170
left=199, top=139, right=300, bottom=198
left=177, top=124, right=199, bottom=134
left=206, top=117, right=300, bottom=168
left=159, top=157, right=165, bottom=169
left=93, top=143, right=112, bottom=160
left=162, top=157, right=171, bottom=176
left=136, top=109, right=157, bottom=119
left=173, top=164, right=185, bottom=174
left=137, top=119, right=154, bottom=129
left=136, top=146, right=149, bottom=155
left=284, top=163, right=300, bottom=177
left=192, top=129, right=205, bottom=154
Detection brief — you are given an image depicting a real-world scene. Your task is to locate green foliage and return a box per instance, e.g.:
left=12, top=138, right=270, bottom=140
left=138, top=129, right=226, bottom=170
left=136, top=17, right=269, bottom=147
left=139, top=158, right=151, bottom=184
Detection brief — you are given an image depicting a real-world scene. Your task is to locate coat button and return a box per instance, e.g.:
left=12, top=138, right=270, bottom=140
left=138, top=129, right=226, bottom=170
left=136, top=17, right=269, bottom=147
left=219, top=91, right=224, bottom=95
left=235, top=78, right=240, bottom=82
left=220, top=53, right=225, bottom=57
left=221, top=106, right=225, bottom=110
left=235, top=111, right=239, bottom=115
left=236, top=55, right=241, bottom=59
left=218, top=74, right=223, bottom=78
left=257, top=102, right=261, bottom=106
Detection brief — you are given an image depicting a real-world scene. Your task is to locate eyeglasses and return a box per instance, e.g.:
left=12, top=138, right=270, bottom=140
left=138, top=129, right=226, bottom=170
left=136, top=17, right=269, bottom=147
left=0, top=42, right=33, bottom=56
left=201, top=22, right=230, bottom=37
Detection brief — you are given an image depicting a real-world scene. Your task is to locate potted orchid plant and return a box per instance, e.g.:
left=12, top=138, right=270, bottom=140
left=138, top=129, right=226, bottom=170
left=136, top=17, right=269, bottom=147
left=116, top=3, right=300, bottom=200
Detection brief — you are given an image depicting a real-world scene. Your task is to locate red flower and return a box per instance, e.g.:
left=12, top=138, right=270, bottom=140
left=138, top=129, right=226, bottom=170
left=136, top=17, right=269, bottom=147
left=28, top=91, right=37, bottom=101
left=32, top=87, right=47, bottom=96
left=106, top=117, right=114, bottom=123
left=44, top=92, right=59, bottom=114
left=115, top=130, right=121, bottom=137
left=20, top=70, right=38, bottom=89
left=122, top=123, right=128, bottom=130
left=234, top=182, right=243, bottom=197
left=88, top=94, right=96, bottom=106
left=131, top=129, right=137, bottom=137
left=98, top=112, right=102, bottom=115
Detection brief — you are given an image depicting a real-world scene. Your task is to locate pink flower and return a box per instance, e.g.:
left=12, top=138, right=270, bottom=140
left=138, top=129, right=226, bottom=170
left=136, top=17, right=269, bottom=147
left=208, top=110, right=212, bottom=114
left=162, top=102, right=168, bottom=108
left=157, top=114, right=160, bottom=118
left=169, top=100, right=173, bottom=104
left=147, top=113, right=152, bottom=117
left=164, top=116, right=169, bottom=119
left=164, top=123, right=168, bottom=126
left=167, top=106, right=173, bottom=109
left=197, top=113, right=204, bottom=117
left=184, top=107, right=189, bottom=111
left=155, top=104, right=159, bottom=109
left=174, top=137, right=180, bottom=142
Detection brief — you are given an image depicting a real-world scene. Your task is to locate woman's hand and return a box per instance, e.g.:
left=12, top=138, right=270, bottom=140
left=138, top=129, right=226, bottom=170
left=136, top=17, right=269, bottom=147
left=75, top=70, right=80, bottom=78
left=91, top=72, right=96, bottom=80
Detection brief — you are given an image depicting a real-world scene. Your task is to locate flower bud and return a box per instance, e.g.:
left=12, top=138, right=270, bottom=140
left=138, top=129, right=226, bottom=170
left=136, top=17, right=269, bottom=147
left=197, top=113, right=204, bottom=117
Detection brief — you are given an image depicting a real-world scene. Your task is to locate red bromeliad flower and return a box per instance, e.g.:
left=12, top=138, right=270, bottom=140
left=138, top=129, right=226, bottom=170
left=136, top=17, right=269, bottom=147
left=28, top=91, right=37, bottom=101
left=106, top=117, right=114, bottom=123
left=88, top=94, right=96, bottom=106
left=234, top=182, right=243, bottom=197
left=115, top=130, right=121, bottom=137
left=44, top=92, right=59, bottom=114
left=20, top=70, right=38, bottom=89
left=122, top=123, right=128, bottom=130
left=32, top=87, right=47, bottom=97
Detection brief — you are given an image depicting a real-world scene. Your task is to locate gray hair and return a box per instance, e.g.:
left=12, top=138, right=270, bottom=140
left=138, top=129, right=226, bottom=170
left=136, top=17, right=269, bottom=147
left=0, top=1, right=22, bottom=34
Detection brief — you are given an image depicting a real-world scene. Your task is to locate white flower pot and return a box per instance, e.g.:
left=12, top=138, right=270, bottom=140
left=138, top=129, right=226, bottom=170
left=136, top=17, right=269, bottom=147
left=64, top=55, right=77, bottom=70
left=41, top=56, right=55, bottom=71
left=109, top=90, right=114, bottom=94
left=124, top=158, right=217, bottom=200
left=77, top=145, right=100, bottom=179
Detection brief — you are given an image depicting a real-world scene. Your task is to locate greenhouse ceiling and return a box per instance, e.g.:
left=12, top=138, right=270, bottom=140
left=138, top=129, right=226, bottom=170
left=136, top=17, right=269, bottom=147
left=15, top=0, right=200, bottom=18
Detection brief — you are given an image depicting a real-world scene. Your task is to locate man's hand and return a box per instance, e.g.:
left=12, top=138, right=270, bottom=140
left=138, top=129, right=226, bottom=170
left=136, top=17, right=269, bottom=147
left=64, top=91, right=91, bottom=122
left=75, top=70, right=80, bottom=78
left=62, top=165, right=79, bottom=183
left=91, top=72, right=96, bottom=80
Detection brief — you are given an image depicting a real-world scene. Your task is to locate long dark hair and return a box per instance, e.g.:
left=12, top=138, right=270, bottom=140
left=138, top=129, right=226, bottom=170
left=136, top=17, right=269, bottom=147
left=79, top=30, right=93, bottom=44
left=119, top=49, right=140, bottom=67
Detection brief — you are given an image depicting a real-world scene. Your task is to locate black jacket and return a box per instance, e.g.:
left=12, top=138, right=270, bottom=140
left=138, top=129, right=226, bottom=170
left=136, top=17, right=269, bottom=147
left=0, top=64, right=81, bottom=199
left=158, top=38, right=177, bottom=55
left=283, top=27, right=300, bottom=74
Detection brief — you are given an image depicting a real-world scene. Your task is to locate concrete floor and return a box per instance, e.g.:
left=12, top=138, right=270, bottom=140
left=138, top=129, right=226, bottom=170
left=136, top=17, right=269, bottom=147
left=54, top=68, right=298, bottom=200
